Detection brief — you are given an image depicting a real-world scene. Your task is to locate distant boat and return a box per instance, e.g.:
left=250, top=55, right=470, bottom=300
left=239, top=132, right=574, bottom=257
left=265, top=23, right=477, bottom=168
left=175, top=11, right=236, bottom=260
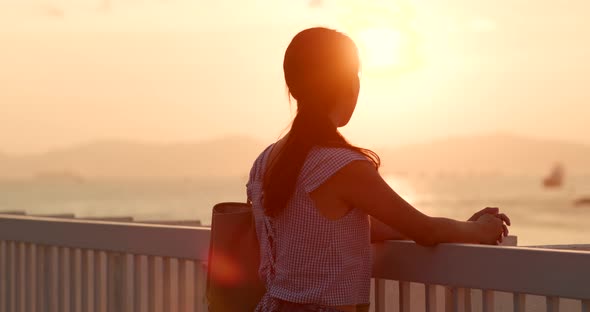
left=542, top=164, right=564, bottom=188
left=573, top=198, right=590, bottom=207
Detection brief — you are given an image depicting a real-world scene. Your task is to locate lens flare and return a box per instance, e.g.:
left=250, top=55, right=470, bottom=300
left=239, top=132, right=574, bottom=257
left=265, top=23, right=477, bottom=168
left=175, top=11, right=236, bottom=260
left=334, top=0, right=421, bottom=75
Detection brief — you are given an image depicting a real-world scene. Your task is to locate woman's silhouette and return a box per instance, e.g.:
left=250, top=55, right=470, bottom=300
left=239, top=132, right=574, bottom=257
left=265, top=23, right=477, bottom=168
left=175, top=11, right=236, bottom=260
left=247, top=27, right=510, bottom=312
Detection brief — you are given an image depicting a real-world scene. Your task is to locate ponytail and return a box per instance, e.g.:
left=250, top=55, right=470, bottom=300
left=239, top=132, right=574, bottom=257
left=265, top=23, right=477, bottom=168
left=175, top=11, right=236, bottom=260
left=263, top=106, right=379, bottom=217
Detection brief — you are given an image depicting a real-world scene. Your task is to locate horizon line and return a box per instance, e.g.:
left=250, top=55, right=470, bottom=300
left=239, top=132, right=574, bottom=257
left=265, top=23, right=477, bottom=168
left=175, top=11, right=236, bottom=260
left=2, top=131, right=590, bottom=157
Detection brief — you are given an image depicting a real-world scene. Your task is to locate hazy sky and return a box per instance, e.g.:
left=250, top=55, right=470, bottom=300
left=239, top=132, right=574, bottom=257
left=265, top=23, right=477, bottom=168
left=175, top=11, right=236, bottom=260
left=1, top=0, right=589, bottom=154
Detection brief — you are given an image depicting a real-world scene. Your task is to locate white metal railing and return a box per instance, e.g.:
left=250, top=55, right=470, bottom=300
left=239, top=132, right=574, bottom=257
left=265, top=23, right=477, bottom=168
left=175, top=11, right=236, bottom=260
left=370, top=241, right=590, bottom=312
left=1, top=214, right=589, bottom=312
left=0, top=214, right=210, bottom=312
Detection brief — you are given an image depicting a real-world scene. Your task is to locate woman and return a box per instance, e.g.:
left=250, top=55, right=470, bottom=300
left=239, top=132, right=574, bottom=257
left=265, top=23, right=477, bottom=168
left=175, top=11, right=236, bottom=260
left=246, top=27, right=510, bottom=312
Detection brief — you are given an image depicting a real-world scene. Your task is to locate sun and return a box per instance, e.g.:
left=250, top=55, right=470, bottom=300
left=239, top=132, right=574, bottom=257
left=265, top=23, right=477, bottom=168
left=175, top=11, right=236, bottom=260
left=333, top=0, right=421, bottom=75
left=356, top=26, right=405, bottom=70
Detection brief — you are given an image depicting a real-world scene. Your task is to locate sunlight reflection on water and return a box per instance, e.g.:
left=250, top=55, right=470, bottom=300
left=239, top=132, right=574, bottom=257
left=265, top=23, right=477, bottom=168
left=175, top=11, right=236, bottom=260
left=1, top=175, right=589, bottom=246
left=383, top=174, right=590, bottom=245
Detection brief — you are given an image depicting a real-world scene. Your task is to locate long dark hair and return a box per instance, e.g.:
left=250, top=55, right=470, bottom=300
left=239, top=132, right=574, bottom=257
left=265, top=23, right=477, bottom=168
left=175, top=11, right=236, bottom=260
left=263, top=27, right=380, bottom=217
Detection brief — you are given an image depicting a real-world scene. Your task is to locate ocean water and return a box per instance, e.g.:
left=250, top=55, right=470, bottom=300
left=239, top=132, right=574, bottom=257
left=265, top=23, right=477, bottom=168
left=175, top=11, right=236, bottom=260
left=1, top=174, right=589, bottom=246
left=385, top=174, right=590, bottom=246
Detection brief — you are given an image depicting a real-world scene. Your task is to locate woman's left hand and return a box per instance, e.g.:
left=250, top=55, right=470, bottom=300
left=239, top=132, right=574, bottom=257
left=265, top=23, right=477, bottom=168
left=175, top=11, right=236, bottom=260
left=468, top=207, right=511, bottom=243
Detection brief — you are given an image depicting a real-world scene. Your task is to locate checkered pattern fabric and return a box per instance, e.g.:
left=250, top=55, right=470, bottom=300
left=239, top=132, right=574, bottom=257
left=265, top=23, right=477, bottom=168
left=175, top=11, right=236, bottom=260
left=247, top=144, right=372, bottom=311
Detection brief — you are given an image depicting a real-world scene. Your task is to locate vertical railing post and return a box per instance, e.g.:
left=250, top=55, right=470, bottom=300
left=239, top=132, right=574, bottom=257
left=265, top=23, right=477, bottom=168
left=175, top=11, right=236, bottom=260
left=72, top=248, right=82, bottom=312
left=445, top=287, right=457, bottom=312
left=581, top=300, right=589, bottom=312
left=36, top=245, right=46, bottom=312
left=0, top=241, right=6, bottom=312
left=148, top=256, right=164, bottom=312
left=482, top=290, right=495, bottom=312
left=134, top=255, right=148, bottom=312
left=195, top=262, right=208, bottom=312
left=399, top=281, right=411, bottom=312
left=107, top=253, right=122, bottom=312
left=26, top=243, right=37, bottom=312
left=426, top=284, right=438, bottom=312
left=60, top=247, right=71, bottom=312
left=94, top=251, right=107, bottom=312
left=455, top=288, right=467, bottom=312
left=513, top=293, right=526, bottom=312
left=373, top=278, right=386, bottom=312
left=164, top=258, right=179, bottom=312
left=547, top=297, right=560, bottom=312
left=17, top=242, right=26, bottom=312
left=122, top=254, right=134, bottom=312
left=48, top=246, right=59, bottom=312
left=82, top=249, right=95, bottom=312
left=179, top=259, right=195, bottom=312
left=464, top=289, right=472, bottom=312
left=8, top=241, right=16, bottom=312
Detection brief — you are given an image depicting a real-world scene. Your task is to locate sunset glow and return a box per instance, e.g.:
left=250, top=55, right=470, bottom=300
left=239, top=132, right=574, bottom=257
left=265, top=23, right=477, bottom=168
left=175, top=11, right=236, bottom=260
left=1, top=0, right=589, bottom=152
left=356, top=26, right=405, bottom=70
left=335, top=1, right=420, bottom=74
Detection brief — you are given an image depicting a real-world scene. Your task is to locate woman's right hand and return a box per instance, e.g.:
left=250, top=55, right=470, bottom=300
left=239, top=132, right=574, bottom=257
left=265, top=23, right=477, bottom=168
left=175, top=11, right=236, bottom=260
left=475, top=213, right=505, bottom=245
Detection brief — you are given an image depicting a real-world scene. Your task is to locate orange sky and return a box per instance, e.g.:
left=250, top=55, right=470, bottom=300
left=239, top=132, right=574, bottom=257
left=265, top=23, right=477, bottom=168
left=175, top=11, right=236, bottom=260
left=1, top=0, right=589, bottom=154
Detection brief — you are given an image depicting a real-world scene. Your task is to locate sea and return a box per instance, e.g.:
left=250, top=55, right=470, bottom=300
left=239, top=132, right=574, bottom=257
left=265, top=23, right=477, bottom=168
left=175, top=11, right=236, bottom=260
left=1, top=174, right=589, bottom=247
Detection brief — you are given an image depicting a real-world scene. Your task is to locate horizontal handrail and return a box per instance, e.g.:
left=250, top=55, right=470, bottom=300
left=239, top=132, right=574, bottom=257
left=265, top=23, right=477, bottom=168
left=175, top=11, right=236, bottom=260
left=526, top=244, right=590, bottom=251
left=373, top=241, right=590, bottom=300
left=2, top=214, right=590, bottom=302
left=0, top=214, right=210, bottom=260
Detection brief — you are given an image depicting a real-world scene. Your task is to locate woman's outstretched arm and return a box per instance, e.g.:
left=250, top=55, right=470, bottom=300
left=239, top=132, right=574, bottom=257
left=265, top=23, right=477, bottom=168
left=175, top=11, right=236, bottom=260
left=370, top=216, right=408, bottom=242
left=311, top=160, right=506, bottom=246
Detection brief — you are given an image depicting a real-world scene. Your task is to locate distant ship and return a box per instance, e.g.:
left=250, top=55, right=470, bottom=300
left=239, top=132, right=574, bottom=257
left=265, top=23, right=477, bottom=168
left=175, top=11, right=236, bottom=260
left=573, top=198, right=590, bottom=207
left=542, top=164, right=564, bottom=188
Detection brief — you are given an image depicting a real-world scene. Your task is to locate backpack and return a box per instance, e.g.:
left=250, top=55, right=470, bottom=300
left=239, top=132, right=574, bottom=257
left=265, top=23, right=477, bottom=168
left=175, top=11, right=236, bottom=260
left=206, top=202, right=266, bottom=311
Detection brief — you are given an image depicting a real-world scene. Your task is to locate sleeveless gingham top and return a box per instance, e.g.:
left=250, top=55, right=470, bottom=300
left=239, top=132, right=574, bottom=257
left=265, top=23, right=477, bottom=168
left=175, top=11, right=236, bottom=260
left=246, top=144, right=372, bottom=311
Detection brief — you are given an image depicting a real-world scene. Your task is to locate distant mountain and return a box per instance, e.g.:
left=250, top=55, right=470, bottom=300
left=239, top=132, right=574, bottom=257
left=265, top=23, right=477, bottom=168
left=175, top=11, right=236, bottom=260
left=1, top=134, right=589, bottom=179
left=0, top=136, right=266, bottom=179
left=377, top=134, right=590, bottom=176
